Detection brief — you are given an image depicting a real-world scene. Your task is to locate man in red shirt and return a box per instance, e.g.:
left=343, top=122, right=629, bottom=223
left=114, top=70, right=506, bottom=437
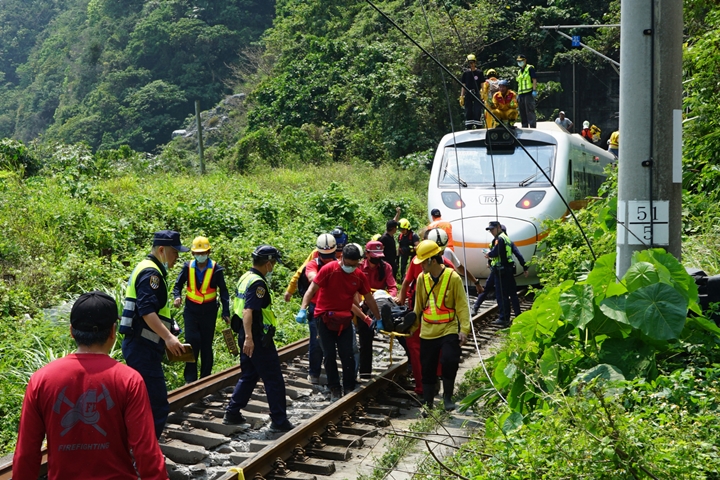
left=13, top=291, right=167, bottom=480
left=297, top=244, right=381, bottom=400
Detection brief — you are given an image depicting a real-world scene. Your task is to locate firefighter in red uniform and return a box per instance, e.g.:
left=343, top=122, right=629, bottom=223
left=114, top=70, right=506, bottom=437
left=173, top=236, right=230, bottom=383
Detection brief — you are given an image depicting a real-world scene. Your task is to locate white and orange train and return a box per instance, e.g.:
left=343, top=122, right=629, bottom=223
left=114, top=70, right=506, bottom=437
left=428, top=122, right=615, bottom=285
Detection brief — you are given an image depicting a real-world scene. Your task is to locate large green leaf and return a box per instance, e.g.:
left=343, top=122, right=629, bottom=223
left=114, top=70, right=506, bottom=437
left=539, top=346, right=560, bottom=393
left=623, top=261, right=659, bottom=292
left=633, top=249, right=701, bottom=314
left=625, top=283, right=687, bottom=341
left=570, top=364, right=626, bottom=396
left=598, top=337, right=655, bottom=379
left=512, top=304, right=561, bottom=343
left=599, top=295, right=629, bottom=324
left=585, top=252, right=619, bottom=302
left=559, top=284, right=595, bottom=328
left=501, top=411, right=524, bottom=434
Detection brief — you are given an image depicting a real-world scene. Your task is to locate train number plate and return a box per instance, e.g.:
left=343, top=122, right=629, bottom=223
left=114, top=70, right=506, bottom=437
left=479, top=195, right=504, bottom=204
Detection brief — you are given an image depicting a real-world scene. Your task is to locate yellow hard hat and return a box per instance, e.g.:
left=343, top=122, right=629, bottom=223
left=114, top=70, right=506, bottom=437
left=371, top=233, right=382, bottom=241
left=412, top=240, right=442, bottom=264
left=467, top=54, right=476, bottom=62
left=399, top=218, right=411, bottom=229
left=191, top=236, right=211, bottom=253
left=485, top=68, right=497, bottom=77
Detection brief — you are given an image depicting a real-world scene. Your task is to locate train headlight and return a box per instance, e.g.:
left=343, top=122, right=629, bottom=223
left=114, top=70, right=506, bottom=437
left=441, top=191, right=466, bottom=209
left=516, top=191, right=546, bottom=209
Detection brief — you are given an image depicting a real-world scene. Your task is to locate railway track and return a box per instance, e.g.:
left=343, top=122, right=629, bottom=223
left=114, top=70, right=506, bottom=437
left=0, top=292, right=531, bottom=480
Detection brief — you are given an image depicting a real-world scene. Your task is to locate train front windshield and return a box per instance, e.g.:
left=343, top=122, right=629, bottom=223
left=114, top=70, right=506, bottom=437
left=439, top=144, right=556, bottom=188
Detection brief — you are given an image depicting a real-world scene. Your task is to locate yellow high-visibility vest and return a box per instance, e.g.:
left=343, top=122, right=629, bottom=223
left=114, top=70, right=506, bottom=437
left=421, top=268, right=455, bottom=324
left=186, top=260, right=217, bottom=304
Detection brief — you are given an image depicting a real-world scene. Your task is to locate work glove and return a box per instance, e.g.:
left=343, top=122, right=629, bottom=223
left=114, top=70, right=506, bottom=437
left=295, top=308, right=308, bottom=324
left=459, top=96, right=465, bottom=107
left=532, top=90, right=538, bottom=98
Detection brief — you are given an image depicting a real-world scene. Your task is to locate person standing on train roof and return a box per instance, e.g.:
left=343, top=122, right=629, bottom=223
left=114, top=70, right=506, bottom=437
left=294, top=233, right=338, bottom=385
left=356, top=240, right=398, bottom=380
left=481, top=68, right=501, bottom=128
left=13, top=291, right=168, bottom=480
left=555, top=111, right=574, bottom=132
left=459, top=54, right=485, bottom=129
left=411, top=240, right=470, bottom=412
left=224, top=245, right=294, bottom=432
left=120, top=230, right=188, bottom=439
left=172, top=236, right=230, bottom=384
left=397, top=218, right=420, bottom=280
left=608, top=130, right=619, bottom=158
left=580, top=120, right=593, bottom=141
left=515, top=54, right=538, bottom=128
left=427, top=208, right=454, bottom=251
left=490, top=79, right=519, bottom=127
left=485, top=221, right=518, bottom=327
left=297, top=243, right=381, bottom=400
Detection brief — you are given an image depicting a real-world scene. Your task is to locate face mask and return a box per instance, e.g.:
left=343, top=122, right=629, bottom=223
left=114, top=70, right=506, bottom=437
left=160, top=248, right=169, bottom=271
left=518, top=61, right=524, bottom=67
left=265, top=271, right=273, bottom=282
left=369, top=258, right=381, bottom=265
left=194, top=254, right=208, bottom=263
left=341, top=264, right=357, bottom=274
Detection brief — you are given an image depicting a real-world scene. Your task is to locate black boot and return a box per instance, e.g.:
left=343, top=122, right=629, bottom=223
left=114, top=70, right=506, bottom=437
left=442, top=378, right=456, bottom=411
left=421, top=383, right=436, bottom=412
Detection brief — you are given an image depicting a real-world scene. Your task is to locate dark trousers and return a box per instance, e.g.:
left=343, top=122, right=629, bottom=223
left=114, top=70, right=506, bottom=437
left=464, top=99, right=482, bottom=128
left=183, top=305, right=218, bottom=383
left=473, top=271, right=521, bottom=320
left=518, top=93, right=536, bottom=128
left=356, top=319, right=374, bottom=377
left=227, top=334, right=287, bottom=426
left=495, top=266, right=516, bottom=322
left=315, top=316, right=356, bottom=392
left=307, top=303, right=323, bottom=377
left=399, top=255, right=410, bottom=280
left=420, top=334, right=461, bottom=385
left=122, top=336, right=168, bottom=439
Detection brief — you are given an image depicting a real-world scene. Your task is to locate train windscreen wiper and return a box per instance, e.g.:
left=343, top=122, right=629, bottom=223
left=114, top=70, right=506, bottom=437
left=518, top=168, right=548, bottom=187
left=443, top=169, right=468, bottom=187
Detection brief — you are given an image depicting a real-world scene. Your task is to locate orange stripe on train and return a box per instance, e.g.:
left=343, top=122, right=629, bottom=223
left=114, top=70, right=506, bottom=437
left=452, top=230, right=549, bottom=249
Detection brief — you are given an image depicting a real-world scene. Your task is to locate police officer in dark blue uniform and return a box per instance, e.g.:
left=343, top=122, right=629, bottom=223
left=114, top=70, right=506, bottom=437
left=120, top=230, right=190, bottom=438
left=223, top=245, right=294, bottom=432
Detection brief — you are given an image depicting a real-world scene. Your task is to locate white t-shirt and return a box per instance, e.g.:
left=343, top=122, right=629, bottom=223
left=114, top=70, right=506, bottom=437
left=443, top=248, right=461, bottom=269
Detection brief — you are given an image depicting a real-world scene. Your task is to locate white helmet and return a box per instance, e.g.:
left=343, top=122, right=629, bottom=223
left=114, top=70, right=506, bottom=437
left=427, top=228, right=449, bottom=248
left=316, top=233, right=337, bottom=254
left=350, top=243, right=364, bottom=258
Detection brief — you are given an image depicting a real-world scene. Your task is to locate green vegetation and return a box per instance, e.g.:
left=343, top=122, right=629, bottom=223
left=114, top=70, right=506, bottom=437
left=0, top=146, right=429, bottom=454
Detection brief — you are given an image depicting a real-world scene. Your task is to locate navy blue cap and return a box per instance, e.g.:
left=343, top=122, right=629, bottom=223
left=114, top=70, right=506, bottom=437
left=71, top=291, right=118, bottom=332
left=252, top=245, right=282, bottom=263
left=431, top=208, right=441, bottom=218
left=152, top=230, right=190, bottom=252
left=486, top=221, right=502, bottom=231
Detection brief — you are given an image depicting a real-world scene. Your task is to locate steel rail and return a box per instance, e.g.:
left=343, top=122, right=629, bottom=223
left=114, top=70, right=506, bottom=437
left=215, top=360, right=410, bottom=480
left=0, top=338, right=310, bottom=480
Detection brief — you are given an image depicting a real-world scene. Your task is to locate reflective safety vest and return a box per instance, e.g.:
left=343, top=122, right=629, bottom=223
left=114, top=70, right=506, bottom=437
left=421, top=268, right=456, bottom=324
left=428, top=219, right=454, bottom=250
left=490, top=233, right=515, bottom=268
left=120, top=259, right=173, bottom=343
left=609, top=131, right=619, bottom=149
left=234, top=272, right=277, bottom=328
left=516, top=65, right=535, bottom=95
left=186, top=259, right=217, bottom=304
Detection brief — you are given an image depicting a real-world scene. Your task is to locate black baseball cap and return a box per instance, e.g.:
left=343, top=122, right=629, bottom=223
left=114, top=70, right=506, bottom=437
left=252, top=245, right=283, bottom=263
left=71, top=291, right=119, bottom=333
left=486, top=221, right=502, bottom=231
left=430, top=208, right=441, bottom=217
left=152, top=230, right=190, bottom=252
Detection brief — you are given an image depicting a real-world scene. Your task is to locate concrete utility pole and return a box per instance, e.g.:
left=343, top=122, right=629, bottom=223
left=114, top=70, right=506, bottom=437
left=195, top=100, right=206, bottom=174
left=616, top=0, right=683, bottom=277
